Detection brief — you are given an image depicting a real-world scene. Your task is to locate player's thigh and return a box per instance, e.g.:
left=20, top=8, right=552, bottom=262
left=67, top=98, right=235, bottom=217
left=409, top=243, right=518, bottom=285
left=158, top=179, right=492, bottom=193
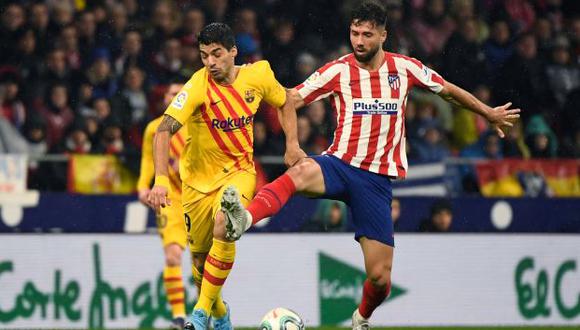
left=349, top=174, right=394, bottom=247
left=287, top=158, right=326, bottom=195
left=183, top=186, right=216, bottom=254
left=158, top=201, right=187, bottom=249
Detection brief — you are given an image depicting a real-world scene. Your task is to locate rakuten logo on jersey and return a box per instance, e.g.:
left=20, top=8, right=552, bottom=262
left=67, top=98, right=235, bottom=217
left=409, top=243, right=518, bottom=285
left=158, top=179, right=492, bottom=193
left=352, top=98, right=399, bottom=115
left=211, top=115, right=254, bottom=132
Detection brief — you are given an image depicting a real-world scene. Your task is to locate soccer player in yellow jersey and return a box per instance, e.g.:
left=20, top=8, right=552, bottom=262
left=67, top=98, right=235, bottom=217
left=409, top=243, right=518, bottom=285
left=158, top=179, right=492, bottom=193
left=148, top=23, right=305, bottom=330
left=137, top=82, right=188, bottom=330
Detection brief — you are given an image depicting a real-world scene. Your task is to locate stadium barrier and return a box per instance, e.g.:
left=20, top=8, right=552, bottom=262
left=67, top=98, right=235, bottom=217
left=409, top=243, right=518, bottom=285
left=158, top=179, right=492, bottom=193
left=0, top=234, right=579, bottom=328
left=0, top=192, right=578, bottom=233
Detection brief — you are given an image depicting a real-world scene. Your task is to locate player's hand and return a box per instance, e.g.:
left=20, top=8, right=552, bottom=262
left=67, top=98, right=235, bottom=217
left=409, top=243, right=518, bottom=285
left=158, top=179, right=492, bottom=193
left=148, top=185, right=171, bottom=213
left=284, top=146, right=307, bottom=167
left=138, top=188, right=151, bottom=206
left=486, top=102, right=521, bottom=138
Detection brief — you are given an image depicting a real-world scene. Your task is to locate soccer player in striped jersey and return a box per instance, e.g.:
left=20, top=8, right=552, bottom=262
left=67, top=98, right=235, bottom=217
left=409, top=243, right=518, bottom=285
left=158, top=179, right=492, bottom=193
left=148, top=23, right=304, bottom=330
left=137, top=82, right=188, bottom=329
left=220, top=2, right=520, bottom=329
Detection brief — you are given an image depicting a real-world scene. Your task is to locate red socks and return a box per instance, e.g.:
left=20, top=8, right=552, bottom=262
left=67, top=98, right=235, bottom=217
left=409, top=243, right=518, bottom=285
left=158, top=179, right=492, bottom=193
left=247, top=173, right=296, bottom=224
left=358, top=279, right=391, bottom=319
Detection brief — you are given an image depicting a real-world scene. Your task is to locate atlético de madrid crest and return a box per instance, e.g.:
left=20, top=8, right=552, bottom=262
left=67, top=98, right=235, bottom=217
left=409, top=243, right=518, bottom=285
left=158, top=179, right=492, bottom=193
left=244, top=89, right=255, bottom=103
left=388, top=74, right=400, bottom=90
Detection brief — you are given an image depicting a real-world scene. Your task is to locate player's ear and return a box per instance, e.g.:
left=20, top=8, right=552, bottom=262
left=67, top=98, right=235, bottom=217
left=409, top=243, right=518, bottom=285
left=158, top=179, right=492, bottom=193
left=381, top=28, right=387, bottom=43
left=230, top=45, right=238, bottom=58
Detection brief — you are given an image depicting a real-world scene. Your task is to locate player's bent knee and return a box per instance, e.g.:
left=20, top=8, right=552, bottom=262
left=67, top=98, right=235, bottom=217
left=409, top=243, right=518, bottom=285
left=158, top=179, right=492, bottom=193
left=164, top=245, right=182, bottom=267
left=287, top=160, right=318, bottom=191
left=368, top=264, right=392, bottom=289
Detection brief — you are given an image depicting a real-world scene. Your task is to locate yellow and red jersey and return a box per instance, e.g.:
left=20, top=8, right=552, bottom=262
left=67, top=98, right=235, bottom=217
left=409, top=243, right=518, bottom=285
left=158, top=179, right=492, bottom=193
left=164, top=60, right=286, bottom=193
left=137, top=116, right=188, bottom=198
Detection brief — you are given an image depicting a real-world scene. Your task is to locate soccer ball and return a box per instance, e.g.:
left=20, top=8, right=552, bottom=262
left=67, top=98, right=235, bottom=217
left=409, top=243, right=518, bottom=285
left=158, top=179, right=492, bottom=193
left=260, top=307, right=305, bottom=330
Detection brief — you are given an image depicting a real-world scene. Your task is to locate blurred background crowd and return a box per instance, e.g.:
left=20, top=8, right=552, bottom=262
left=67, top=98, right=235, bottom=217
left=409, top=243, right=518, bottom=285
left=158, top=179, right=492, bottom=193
left=0, top=0, right=579, bottom=192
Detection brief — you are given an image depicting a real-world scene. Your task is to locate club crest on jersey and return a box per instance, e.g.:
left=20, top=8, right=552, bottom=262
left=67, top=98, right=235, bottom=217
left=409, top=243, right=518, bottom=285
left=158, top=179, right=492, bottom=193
left=244, top=89, right=255, bottom=103
left=172, top=91, right=188, bottom=110
left=388, top=74, right=400, bottom=90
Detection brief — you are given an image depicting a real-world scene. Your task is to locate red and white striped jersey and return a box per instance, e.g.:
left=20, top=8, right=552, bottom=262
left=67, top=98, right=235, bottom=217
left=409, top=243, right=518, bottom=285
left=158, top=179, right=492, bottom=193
left=296, top=52, right=445, bottom=178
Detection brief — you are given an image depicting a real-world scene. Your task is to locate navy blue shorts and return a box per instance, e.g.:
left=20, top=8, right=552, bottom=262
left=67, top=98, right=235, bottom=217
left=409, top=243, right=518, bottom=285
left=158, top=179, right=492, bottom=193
left=311, top=155, right=394, bottom=247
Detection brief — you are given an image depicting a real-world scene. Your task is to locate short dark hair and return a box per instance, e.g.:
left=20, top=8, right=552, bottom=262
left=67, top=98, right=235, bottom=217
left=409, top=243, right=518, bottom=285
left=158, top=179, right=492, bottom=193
left=351, top=1, right=387, bottom=28
left=198, top=23, right=235, bottom=50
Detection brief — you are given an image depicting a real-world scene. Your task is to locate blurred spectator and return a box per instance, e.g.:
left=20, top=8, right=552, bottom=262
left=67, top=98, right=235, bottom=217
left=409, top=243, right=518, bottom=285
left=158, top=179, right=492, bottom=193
left=0, top=117, right=28, bottom=153
left=384, top=0, right=423, bottom=57
left=180, top=40, right=203, bottom=78
left=525, top=115, right=558, bottom=158
left=233, top=8, right=261, bottom=64
left=85, top=48, right=118, bottom=99
left=105, top=4, right=129, bottom=57
left=35, top=83, right=74, bottom=148
left=94, top=118, right=140, bottom=173
left=114, top=30, right=148, bottom=77
left=12, top=28, right=41, bottom=82
left=178, top=7, right=205, bottom=45
left=0, top=71, right=26, bottom=130
left=204, top=0, right=228, bottom=23
left=442, top=18, right=487, bottom=91
left=494, top=33, right=549, bottom=121
left=545, top=35, right=580, bottom=107
left=29, top=2, right=50, bottom=54
left=411, top=0, right=456, bottom=60
left=57, top=25, right=82, bottom=70
left=305, top=101, right=332, bottom=143
left=483, top=19, right=513, bottom=75
left=419, top=199, right=453, bottom=232
left=303, top=200, right=348, bottom=232
left=56, top=121, right=92, bottom=154
left=22, top=117, right=48, bottom=157
left=413, top=123, right=450, bottom=162
left=76, top=10, right=98, bottom=66
left=493, top=0, right=535, bottom=34
left=151, top=38, right=182, bottom=84
left=568, top=17, right=580, bottom=64
left=534, top=17, right=554, bottom=60
left=294, top=52, right=319, bottom=84
left=34, top=48, right=80, bottom=104
left=461, top=132, right=503, bottom=160
left=111, top=66, right=148, bottom=130
left=144, top=0, right=180, bottom=54
left=452, top=85, right=490, bottom=149
left=264, top=18, right=297, bottom=85
left=0, top=3, right=26, bottom=63
left=503, top=121, right=530, bottom=158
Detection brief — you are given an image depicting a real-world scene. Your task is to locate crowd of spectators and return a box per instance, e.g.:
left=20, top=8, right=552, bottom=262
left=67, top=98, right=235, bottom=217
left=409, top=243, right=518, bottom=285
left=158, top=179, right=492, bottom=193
left=1, top=0, right=579, bottom=191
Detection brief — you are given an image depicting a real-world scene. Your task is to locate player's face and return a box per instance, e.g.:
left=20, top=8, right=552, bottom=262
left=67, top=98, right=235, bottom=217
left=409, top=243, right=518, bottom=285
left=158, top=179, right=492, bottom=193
left=200, top=43, right=237, bottom=82
left=350, top=20, right=386, bottom=63
left=164, top=83, right=184, bottom=107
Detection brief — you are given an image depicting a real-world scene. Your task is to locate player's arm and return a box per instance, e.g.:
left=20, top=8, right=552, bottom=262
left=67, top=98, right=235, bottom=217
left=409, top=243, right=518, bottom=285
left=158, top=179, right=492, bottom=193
left=148, top=115, right=182, bottom=212
left=136, top=122, right=156, bottom=205
left=438, top=81, right=521, bottom=138
left=277, top=88, right=307, bottom=167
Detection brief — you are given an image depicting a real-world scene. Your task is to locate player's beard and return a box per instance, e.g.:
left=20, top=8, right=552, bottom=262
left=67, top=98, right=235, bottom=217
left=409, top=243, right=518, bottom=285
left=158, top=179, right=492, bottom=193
left=354, top=44, right=380, bottom=63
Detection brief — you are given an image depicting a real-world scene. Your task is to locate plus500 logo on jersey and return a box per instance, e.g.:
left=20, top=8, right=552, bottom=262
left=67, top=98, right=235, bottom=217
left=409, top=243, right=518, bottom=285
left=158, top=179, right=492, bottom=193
left=352, top=98, right=399, bottom=115
left=212, top=115, right=254, bottom=132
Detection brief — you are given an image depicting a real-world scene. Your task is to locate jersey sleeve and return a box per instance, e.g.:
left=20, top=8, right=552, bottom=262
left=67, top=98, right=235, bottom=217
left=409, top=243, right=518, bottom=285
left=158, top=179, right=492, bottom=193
left=295, top=60, right=341, bottom=106
left=405, top=57, right=445, bottom=94
left=136, top=120, right=156, bottom=190
left=164, top=70, right=205, bottom=124
left=257, top=61, right=287, bottom=108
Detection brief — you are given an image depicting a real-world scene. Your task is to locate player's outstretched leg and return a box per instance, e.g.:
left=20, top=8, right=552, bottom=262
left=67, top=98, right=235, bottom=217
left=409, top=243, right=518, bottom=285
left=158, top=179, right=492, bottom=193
left=221, top=185, right=251, bottom=240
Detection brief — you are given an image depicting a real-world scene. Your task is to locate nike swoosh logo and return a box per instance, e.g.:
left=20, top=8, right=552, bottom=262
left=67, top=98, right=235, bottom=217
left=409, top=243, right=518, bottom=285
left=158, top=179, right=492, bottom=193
left=211, top=100, right=222, bottom=105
